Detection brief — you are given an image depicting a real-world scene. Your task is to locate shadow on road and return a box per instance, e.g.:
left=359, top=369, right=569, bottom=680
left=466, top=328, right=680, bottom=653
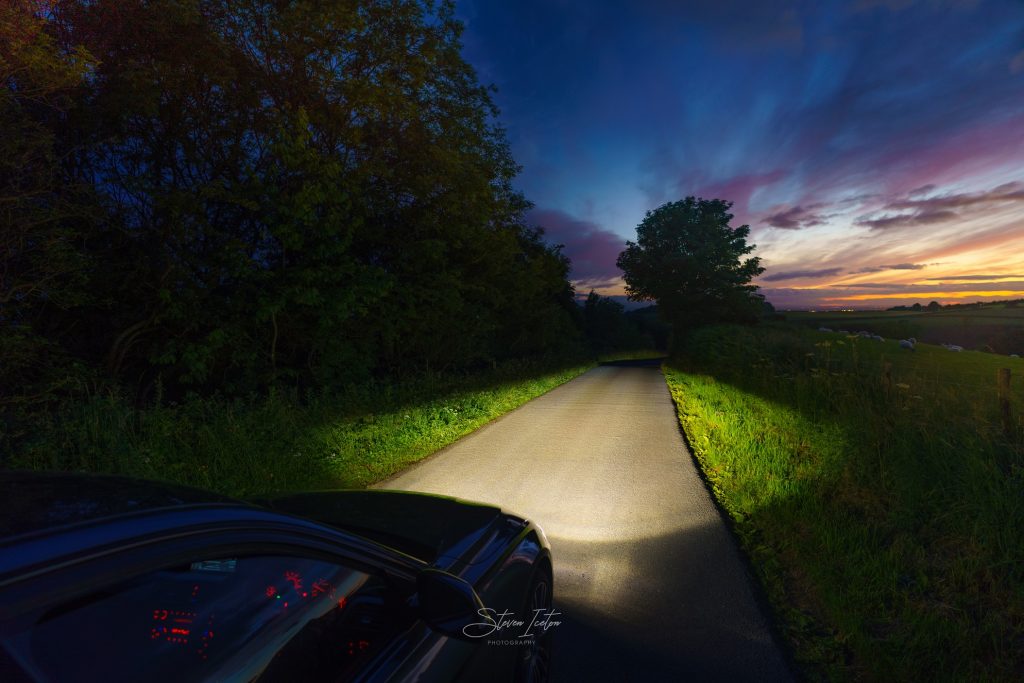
left=547, top=523, right=795, bottom=682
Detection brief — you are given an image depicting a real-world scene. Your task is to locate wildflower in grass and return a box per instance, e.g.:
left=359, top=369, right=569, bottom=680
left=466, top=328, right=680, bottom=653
left=896, top=383, right=910, bottom=389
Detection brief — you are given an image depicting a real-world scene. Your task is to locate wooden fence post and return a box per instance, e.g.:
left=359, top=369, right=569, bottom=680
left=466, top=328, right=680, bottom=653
left=883, top=361, right=893, bottom=393
left=998, top=368, right=1011, bottom=438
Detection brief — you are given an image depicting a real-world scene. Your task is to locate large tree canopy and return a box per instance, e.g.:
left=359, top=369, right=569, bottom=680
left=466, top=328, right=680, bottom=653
left=1, top=0, right=582, bottom=415
left=616, top=197, right=765, bottom=333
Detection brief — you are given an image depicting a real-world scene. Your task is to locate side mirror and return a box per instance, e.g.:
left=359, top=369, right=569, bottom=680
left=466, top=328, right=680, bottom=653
left=417, top=568, right=486, bottom=641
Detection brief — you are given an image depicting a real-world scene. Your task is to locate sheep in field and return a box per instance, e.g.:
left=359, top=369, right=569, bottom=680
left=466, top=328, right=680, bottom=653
left=899, top=339, right=915, bottom=350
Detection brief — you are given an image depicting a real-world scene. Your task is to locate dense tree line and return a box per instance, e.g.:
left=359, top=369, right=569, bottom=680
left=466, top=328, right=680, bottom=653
left=579, top=291, right=657, bottom=354
left=2, top=0, right=590, bottom=431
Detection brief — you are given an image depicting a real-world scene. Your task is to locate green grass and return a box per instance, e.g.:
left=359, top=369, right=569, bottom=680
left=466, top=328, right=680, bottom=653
left=785, top=305, right=1024, bottom=354
left=6, top=357, right=594, bottom=497
left=663, top=324, right=1024, bottom=681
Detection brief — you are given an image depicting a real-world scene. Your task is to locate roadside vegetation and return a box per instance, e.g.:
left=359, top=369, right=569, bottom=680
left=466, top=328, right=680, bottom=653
left=2, top=1, right=585, bottom=460
left=664, top=323, right=1024, bottom=681
left=7, top=357, right=594, bottom=497
left=1, top=2, right=661, bottom=489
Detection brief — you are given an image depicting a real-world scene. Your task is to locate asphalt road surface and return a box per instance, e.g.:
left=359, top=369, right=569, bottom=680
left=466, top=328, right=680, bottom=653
left=375, top=361, right=794, bottom=681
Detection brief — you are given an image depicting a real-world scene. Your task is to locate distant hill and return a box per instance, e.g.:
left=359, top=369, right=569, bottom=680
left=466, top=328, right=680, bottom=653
left=887, top=298, right=1023, bottom=312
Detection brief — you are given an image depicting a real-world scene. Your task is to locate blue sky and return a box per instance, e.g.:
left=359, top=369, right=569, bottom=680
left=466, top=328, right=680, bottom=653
left=455, top=0, right=1024, bottom=309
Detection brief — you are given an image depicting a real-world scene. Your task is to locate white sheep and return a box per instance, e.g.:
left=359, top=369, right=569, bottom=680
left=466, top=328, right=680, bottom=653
left=1011, top=354, right=1020, bottom=359
left=818, top=327, right=833, bottom=332
left=899, top=339, right=915, bottom=350
left=872, top=335, right=884, bottom=342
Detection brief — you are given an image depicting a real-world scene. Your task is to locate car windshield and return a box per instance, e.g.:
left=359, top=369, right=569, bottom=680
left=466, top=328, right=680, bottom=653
left=2, top=555, right=401, bottom=682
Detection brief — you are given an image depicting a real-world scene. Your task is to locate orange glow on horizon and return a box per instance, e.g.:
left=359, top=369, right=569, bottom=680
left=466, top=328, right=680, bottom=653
left=822, top=290, right=1024, bottom=301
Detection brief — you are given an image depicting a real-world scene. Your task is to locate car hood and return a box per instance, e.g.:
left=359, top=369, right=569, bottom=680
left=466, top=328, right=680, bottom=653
left=254, top=490, right=517, bottom=570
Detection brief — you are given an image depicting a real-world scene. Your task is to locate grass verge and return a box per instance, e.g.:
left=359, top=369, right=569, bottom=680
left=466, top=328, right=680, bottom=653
left=663, top=324, right=1023, bottom=681
left=6, top=357, right=593, bottom=497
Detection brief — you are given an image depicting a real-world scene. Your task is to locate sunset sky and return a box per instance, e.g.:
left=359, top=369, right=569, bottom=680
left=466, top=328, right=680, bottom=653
left=456, top=0, right=1024, bottom=310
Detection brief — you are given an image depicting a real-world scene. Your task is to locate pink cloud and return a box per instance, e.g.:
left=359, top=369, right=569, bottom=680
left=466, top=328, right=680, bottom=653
left=763, top=203, right=831, bottom=229
left=687, top=170, right=787, bottom=226
left=856, top=181, right=1024, bottom=229
left=527, top=208, right=628, bottom=283
left=879, top=115, right=1024, bottom=197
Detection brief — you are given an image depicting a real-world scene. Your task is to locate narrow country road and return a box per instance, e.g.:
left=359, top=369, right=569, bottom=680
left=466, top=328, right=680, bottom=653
left=374, top=361, right=794, bottom=681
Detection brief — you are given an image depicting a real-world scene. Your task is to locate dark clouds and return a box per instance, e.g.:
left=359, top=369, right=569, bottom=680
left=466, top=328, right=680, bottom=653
left=889, top=182, right=1024, bottom=210
left=764, top=204, right=831, bottom=229
left=762, top=267, right=845, bottom=281
left=851, top=263, right=930, bottom=272
left=761, top=263, right=934, bottom=285
left=856, top=182, right=1024, bottom=229
left=855, top=210, right=958, bottom=229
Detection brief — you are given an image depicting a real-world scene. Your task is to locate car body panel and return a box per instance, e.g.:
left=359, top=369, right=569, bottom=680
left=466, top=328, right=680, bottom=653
left=0, top=473, right=552, bottom=682
left=254, top=490, right=505, bottom=567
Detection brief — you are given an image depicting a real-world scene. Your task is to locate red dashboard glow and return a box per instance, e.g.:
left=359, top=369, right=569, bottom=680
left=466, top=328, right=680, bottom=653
left=150, top=610, right=196, bottom=645
left=284, top=571, right=302, bottom=591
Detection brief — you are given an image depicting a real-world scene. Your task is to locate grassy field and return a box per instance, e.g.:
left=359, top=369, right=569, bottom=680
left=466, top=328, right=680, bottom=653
left=785, top=304, right=1024, bottom=355
left=6, top=356, right=598, bottom=497
left=663, top=324, right=1023, bottom=681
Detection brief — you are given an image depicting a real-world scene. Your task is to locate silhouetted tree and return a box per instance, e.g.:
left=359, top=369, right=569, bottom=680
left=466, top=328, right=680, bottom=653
left=616, top=197, right=765, bottom=339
